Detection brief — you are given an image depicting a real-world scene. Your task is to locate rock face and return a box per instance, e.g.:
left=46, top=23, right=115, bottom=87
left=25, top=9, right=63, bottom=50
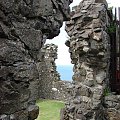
left=61, top=0, right=113, bottom=119
left=0, top=0, right=72, bottom=119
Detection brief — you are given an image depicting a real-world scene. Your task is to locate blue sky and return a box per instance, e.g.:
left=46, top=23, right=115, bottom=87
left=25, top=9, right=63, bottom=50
left=46, top=0, right=120, bottom=66
left=57, top=65, right=73, bottom=80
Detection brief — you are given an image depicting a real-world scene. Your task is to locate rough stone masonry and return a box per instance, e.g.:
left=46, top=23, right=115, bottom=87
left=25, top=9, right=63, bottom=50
left=0, top=0, right=72, bottom=119
left=61, top=0, right=120, bottom=120
left=38, top=43, right=73, bottom=101
left=38, top=44, right=61, bottom=99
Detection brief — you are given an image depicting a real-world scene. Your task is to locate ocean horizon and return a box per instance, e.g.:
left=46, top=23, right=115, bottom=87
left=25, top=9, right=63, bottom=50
left=56, top=65, right=73, bottom=81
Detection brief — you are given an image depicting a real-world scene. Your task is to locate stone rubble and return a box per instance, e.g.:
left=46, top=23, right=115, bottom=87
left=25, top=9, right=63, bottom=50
left=104, top=95, right=120, bottom=120
left=53, top=80, right=74, bottom=101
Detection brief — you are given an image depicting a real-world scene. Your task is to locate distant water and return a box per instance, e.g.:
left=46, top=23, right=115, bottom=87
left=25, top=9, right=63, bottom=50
left=56, top=65, right=73, bottom=81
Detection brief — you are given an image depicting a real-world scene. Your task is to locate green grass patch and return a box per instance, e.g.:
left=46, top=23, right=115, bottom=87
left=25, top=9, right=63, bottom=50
left=36, top=99, right=65, bottom=120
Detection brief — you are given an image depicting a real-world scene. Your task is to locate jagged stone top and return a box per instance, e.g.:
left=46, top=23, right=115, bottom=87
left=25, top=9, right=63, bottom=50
left=41, top=44, right=58, bottom=60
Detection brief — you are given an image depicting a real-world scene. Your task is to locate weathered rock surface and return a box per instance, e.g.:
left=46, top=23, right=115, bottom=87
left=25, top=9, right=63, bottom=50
left=0, top=0, right=72, bottom=119
left=104, top=95, right=120, bottom=120
left=61, top=0, right=115, bottom=119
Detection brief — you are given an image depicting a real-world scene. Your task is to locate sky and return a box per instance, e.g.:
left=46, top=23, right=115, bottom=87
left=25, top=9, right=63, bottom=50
left=46, top=0, right=120, bottom=66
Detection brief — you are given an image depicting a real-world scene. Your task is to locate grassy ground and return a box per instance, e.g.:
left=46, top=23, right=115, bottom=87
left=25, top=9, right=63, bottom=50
left=36, top=100, right=65, bottom=120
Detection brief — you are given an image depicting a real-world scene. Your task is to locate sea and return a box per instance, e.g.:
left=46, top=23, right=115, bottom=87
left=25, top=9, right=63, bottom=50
left=56, top=65, right=73, bottom=81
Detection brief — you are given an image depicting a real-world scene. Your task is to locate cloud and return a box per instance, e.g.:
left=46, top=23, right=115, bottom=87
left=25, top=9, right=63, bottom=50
left=70, top=0, right=81, bottom=8
left=107, top=0, right=120, bottom=7
left=46, top=23, right=72, bottom=65
left=56, top=45, right=71, bottom=65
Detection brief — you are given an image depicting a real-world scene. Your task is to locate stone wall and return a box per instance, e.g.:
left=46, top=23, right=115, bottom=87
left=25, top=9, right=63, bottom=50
left=38, top=44, right=60, bottom=99
left=53, top=80, right=73, bottom=101
left=0, top=0, right=72, bottom=119
left=60, top=0, right=118, bottom=119
left=104, top=95, right=120, bottom=120
left=38, top=43, right=73, bottom=101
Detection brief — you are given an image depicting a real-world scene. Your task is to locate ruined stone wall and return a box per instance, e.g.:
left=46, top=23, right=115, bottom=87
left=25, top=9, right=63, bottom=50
left=0, top=0, right=72, bottom=119
left=38, top=44, right=60, bottom=99
left=104, top=95, right=120, bottom=120
left=38, top=43, right=73, bottom=101
left=61, top=0, right=116, bottom=119
left=53, top=80, right=74, bottom=101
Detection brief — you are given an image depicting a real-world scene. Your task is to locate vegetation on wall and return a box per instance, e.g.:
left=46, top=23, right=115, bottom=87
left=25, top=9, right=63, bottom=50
left=107, top=23, right=116, bottom=33
left=107, top=6, right=117, bottom=33
left=104, top=87, right=111, bottom=96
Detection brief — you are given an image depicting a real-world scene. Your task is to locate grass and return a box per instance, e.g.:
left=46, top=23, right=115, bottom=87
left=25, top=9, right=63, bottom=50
left=36, top=99, right=65, bottom=120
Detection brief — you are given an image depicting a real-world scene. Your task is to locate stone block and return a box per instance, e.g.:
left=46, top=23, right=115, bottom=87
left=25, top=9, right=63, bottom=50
left=28, top=105, right=39, bottom=120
